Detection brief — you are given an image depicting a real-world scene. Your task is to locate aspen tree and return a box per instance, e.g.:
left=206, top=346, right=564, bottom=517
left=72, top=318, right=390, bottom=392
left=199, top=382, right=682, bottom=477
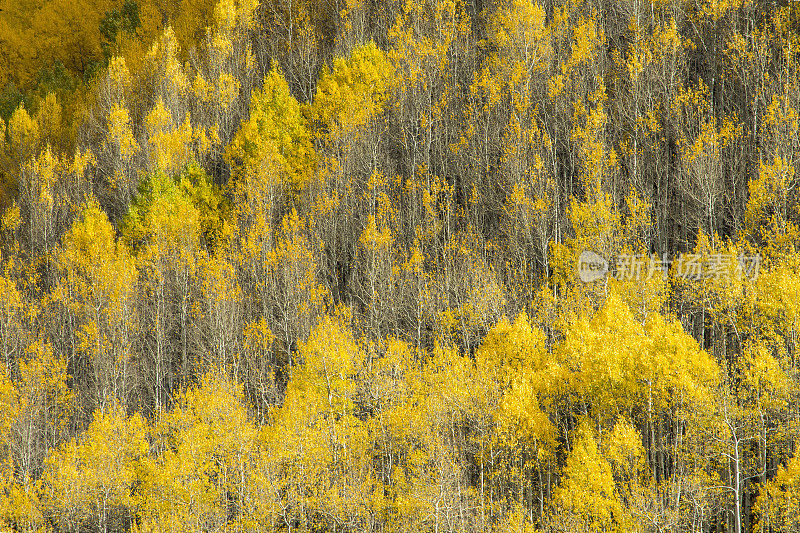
left=479, top=312, right=556, bottom=523
left=264, top=316, right=376, bottom=532
left=549, top=422, right=626, bottom=532
left=42, top=404, right=147, bottom=533
left=0, top=269, right=24, bottom=370
left=122, top=171, right=202, bottom=410
left=191, top=0, right=258, bottom=152
left=755, top=443, right=800, bottom=531
left=135, top=370, right=256, bottom=532
left=54, top=198, right=138, bottom=409
left=0, top=339, right=72, bottom=532
left=17, top=145, right=94, bottom=258
left=226, top=66, right=315, bottom=192
left=309, top=42, right=393, bottom=317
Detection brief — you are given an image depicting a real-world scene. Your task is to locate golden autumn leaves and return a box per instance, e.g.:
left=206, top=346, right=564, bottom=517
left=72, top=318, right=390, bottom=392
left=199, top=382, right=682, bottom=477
left=2, top=0, right=800, bottom=530
left=10, top=299, right=713, bottom=532
left=12, top=294, right=719, bottom=531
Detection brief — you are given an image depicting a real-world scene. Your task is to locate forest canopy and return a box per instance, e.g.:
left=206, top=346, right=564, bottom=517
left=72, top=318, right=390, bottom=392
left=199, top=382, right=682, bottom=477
left=1, top=0, right=800, bottom=530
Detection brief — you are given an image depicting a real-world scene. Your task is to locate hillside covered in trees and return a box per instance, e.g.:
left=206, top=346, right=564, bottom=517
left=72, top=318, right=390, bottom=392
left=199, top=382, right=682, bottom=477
left=1, top=0, right=800, bottom=530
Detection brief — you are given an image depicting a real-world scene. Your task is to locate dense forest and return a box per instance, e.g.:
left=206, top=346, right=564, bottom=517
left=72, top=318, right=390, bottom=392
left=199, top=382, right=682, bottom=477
left=0, top=0, right=799, bottom=530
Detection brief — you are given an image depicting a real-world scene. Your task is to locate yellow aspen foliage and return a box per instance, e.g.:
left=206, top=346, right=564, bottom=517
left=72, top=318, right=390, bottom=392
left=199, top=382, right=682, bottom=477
left=239, top=317, right=277, bottom=415
left=571, top=88, right=617, bottom=196
left=107, top=105, right=139, bottom=162
left=549, top=190, right=620, bottom=286
left=145, top=99, right=194, bottom=176
left=265, top=210, right=327, bottom=349
left=761, top=90, right=800, bottom=162
left=753, top=258, right=800, bottom=365
left=549, top=189, right=654, bottom=317
left=485, top=0, right=550, bottom=84
left=680, top=236, right=756, bottom=332
left=389, top=0, right=470, bottom=79
left=547, top=10, right=604, bottom=99
left=104, top=104, right=139, bottom=195
left=501, top=120, right=557, bottom=286
left=136, top=370, right=257, bottom=532
left=176, top=163, right=228, bottom=247
left=549, top=421, right=626, bottom=532
left=226, top=67, right=316, bottom=191
left=0, top=366, right=30, bottom=532
left=0, top=271, right=24, bottom=366
left=93, top=56, right=140, bottom=210
left=194, top=0, right=257, bottom=147
left=122, top=170, right=204, bottom=403
left=480, top=313, right=557, bottom=510
left=745, top=156, right=798, bottom=256
left=265, top=316, right=375, bottom=531
left=18, top=145, right=94, bottom=256
left=212, top=0, right=258, bottom=34
left=54, top=198, right=138, bottom=407
left=383, top=341, right=483, bottom=533
left=604, top=416, right=647, bottom=482
left=0, top=339, right=71, bottom=532
left=423, top=342, right=484, bottom=424
left=214, top=72, right=240, bottom=113
left=367, top=336, right=418, bottom=429
left=559, top=294, right=719, bottom=423
left=360, top=214, right=394, bottom=252
left=1, top=106, right=40, bottom=197
left=0, top=199, right=22, bottom=258
left=0, top=0, right=37, bottom=87
left=197, top=250, right=241, bottom=369
left=336, top=0, right=370, bottom=51
left=477, top=312, right=548, bottom=390
left=42, top=403, right=147, bottom=533
left=123, top=171, right=202, bottom=259
left=6, top=105, right=39, bottom=156
left=0, top=476, right=42, bottom=533
left=642, top=310, right=719, bottom=410
left=143, top=26, right=189, bottom=102
left=359, top=211, right=398, bottom=334
left=602, top=416, right=654, bottom=528
left=282, top=315, right=364, bottom=422
left=312, top=41, right=394, bottom=138
left=364, top=338, right=423, bottom=519
left=477, top=0, right=552, bottom=219
left=494, top=352, right=557, bottom=451
left=388, top=0, right=470, bottom=177
left=569, top=15, right=603, bottom=69
left=640, top=17, right=682, bottom=79
left=745, top=89, right=800, bottom=255
left=495, top=502, right=538, bottom=533
left=755, top=443, right=800, bottom=531
left=35, top=92, right=69, bottom=150
left=10, top=340, right=74, bottom=471
left=739, top=342, right=790, bottom=412
left=33, top=0, right=113, bottom=75
left=105, top=56, right=133, bottom=103
left=547, top=83, right=656, bottom=301
left=390, top=437, right=464, bottom=533
left=21, top=147, right=58, bottom=219
left=231, top=166, right=277, bottom=299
